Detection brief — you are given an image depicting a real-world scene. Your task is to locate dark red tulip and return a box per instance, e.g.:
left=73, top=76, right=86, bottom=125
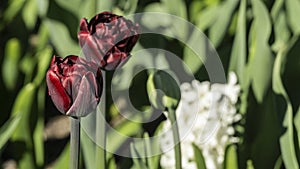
left=78, top=12, right=140, bottom=70
left=46, top=55, right=103, bottom=117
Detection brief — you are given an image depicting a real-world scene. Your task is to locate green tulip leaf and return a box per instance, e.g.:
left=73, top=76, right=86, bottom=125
left=285, top=0, right=300, bottom=34
left=0, top=115, right=21, bottom=150
left=2, top=38, right=21, bottom=90
left=274, top=156, right=283, bottom=169
left=272, top=37, right=299, bottom=169
left=249, top=0, right=274, bottom=103
left=246, top=160, right=254, bottom=169
left=122, top=0, right=138, bottom=15
left=192, top=143, right=206, bottom=169
left=11, top=83, right=36, bottom=142
left=22, top=0, right=38, bottom=29
left=294, top=106, right=300, bottom=160
left=209, top=0, right=239, bottom=47
left=80, top=0, right=113, bottom=19
left=44, top=19, right=80, bottom=57
left=183, top=29, right=206, bottom=74
left=36, top=0, right=49, bottom=16
left=229, top=0, right=246, bottom=81
left=147, top=70, right=181, bottom=110
left=195, top=5, right=219, bottom=31
left=3, top=0, right=25, bottom=22
left=130, top=143, right=148, bottom=169
left=271, top=0, right=290, bottom=52
left=54, top=0, right=81, bottom=17
left=224, top=145, right=238, bottom=169
left=33, top=85, right=46, bottom=167
left=33, top=46, right=53, bottom=86
left=81, top=130, right=96, bottom=169
left=143, top=3, right=171, bottom=29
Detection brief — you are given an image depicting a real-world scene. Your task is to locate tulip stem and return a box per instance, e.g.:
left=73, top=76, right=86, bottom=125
left=168, top=106, right=182, bottom=169
left=70, top=117, right=81, bottom=169
left=96, top=71, right=106, bottom=169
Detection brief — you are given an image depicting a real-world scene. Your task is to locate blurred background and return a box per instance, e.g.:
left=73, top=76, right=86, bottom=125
left=0, top=0, right=300, bottom=168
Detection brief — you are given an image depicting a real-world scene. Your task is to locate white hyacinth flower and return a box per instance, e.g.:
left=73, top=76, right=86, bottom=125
left=159, top=72, right=241, bottom=169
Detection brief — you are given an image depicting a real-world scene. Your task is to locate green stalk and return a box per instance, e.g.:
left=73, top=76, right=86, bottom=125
left=70, top=117, right=81, bottom=169
left=168, top=106, right=182, bottom=169
left=96, top=72, right=106, bottom=169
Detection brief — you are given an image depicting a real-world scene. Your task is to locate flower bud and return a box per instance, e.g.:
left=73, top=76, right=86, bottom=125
left=147, top=70, right=181, bottom=110
left=46, top=55, right=103, bottom=117
left=78, top=12, right=140, bottom=70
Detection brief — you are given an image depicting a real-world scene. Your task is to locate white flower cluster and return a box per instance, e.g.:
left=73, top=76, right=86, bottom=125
left=159, top=72, right=241, bottom=169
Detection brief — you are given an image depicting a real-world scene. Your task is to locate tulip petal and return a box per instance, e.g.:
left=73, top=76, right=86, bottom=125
left=66, top=73, right=98, bottom=117
left=46, top=70, right=72, bottom=113
left=81, top=35, right=105, bottom=64
left=77, top=12, right=139, bottom=70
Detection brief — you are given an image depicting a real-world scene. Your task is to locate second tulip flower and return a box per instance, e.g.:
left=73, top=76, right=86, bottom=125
left=78, top=12, right=140, bottom=70
left=46, top=55, right=103, bottom=117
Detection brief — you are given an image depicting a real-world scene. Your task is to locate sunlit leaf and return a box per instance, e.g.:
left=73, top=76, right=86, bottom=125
left=271, top=0, right=284, bottom=19
left=33, top=46, right=53, bottom=85
left=11, top=83, right=36, bottom=142
left=81, top=130, right=96, bottom=169
left=130, top=143, right=148, bottom=169
left=228, top=0, right=249, bottom=115
left=123, top=0, right=138, bottom=15
left=183, top=29, right=205, bottom=73
left=161, top=0, right=186, bottom=19
left=37, top=0, right=49, bottom=16
left=274, top=156, right=283, bottom=169
left=294, top=107, right=300, bottom=156
left=22, top=0, right=38, bottom=29
left=189, top=1, right=205, bottom=23
left=285, top=0, right=300, bottom=34
left=195, top=5, right=219, bottom=31
left=80, top=0, right=113, bottom=19
left=192, top=144, right=206, bottom=169
left=11, top=85, right=36, bottom=169
left=44, top=19, right=80, bottom=57
left=106, top=114, right=142, bottom=154
left=112, top=44, right=169, bottom=90
left=249, top=0, right=274, bottom=103
left=18, top=151, right=35, bottom=169
left=33, top=85, right=46, bottom=167
left=33, top=131, right=43, bottom=158
left=143, top=132, right=160, bottom=169
left=143, top=3, right=171, bottom=29
left=95, top=0, right=114, bottom=13
left=19, top=53, right=36, bottom=83
left=3, top=0, right=25, bottom=22
left=271, top=0, right=290, bottom=52
left=2, top=38, right=21, bottom=90
left=0, top=115, right=21, bottom=150
left=229, top=0, right=246, bottom=80
left=272, top=37, right=300, bottom=169
left=271, top=12, right=290, bottom=52
left=108, top=156, right=117, bottom=169
left=36, top=23, right=50, bottom=51
left=55, top=0, right=81, bottom=17
left=224, top=145, right=238, bottom=169
left=279, top=105, right=299, bottom=169
left=209, top=0, right=239, bottom=47
left=161, top=0, right=187, bottom=38
left=246, top=160, right=254, bottom=169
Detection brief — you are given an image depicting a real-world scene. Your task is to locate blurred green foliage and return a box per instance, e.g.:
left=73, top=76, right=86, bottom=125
left=0, top=0, right=299, bottom=169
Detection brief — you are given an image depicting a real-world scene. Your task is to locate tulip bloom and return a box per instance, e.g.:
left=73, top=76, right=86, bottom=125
left=46, top=55, right=103, bottom=117
left=78, top=12, right=140, bottom=70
